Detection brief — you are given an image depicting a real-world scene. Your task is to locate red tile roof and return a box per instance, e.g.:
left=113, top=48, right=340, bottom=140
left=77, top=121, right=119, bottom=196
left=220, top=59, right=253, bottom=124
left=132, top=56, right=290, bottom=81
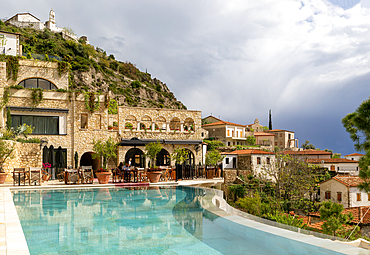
left=320, top=175, right=362, bottom=187
left=306, top=158, right=358, bottom=164
left=254, top=132, right=276, bottom=137
left=202, top=120, right=246, bottom=127
left=282, top=149, right=332, bottom=155
left=310, top=207, right=370, bottom=225
left=267, top=129, right=294, bottom=133
left=222, top=149, right=274, bottom=155
left=344, top=153, right=364, bottom=157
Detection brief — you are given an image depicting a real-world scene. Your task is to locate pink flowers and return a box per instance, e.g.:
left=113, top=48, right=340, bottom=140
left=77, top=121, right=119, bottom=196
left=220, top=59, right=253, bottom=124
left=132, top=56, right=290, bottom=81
left=42, top=162, right=51, bottom=168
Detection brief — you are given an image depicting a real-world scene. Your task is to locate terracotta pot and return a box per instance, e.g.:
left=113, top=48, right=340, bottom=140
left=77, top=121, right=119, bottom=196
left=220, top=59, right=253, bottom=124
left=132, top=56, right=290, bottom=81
left=207, top=169, right=215, bottom=179
left=96, top=172, right=111, bottom=184
left=0, top=172, right=8, bottom=184
left=147, top=171, right=162, bottom=183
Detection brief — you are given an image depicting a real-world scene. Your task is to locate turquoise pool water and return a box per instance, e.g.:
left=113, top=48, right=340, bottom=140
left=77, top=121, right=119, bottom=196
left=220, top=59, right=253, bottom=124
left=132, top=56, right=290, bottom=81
left=12, top=186, right=345, bottom=254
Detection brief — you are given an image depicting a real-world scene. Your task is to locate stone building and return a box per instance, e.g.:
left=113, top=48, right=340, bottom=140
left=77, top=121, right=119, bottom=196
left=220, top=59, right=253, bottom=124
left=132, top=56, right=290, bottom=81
left=0, top=59, right=207, bottom=181
left=267, top=129, right=298, bottom=150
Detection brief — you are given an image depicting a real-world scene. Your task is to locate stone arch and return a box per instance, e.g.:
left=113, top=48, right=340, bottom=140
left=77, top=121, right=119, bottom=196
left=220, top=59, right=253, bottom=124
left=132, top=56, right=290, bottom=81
left=80, top=152, right=100, bottom=171
left=125, top=115, right=137, bottom=130
left=18, top=77, right=58, bottom=90
left=155, top=116, right=166, bottom=131
left=140, top=115, right=152, bottom=130
left=184, top=149, right=195, bottom=165
left=169, top=117, right=181, bottom=131
left=184, top=118, right=195, bottom=131
left=125, top=148, right=145, bottom=168
left=156, top=149, right=170, bottom=166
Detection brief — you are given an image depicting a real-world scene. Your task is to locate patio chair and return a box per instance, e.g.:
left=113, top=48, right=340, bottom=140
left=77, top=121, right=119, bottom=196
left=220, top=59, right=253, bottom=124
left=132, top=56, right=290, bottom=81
left=42, top=169, right=51, bottom=182
left=66, top=169, right=81, bottom=184
left=81, top=166, right=94, bottom=184
left=29, top=167, right=42, bottom=186
left=112, top=167, right=124, bottom=183
left=13, top=168, right=28, bottom=186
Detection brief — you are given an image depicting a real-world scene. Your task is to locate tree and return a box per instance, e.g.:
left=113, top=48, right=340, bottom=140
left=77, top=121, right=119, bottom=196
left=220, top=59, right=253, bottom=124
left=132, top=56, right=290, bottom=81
left=246, top=136, right=256, bottom=145
left=301, top=140, right=315, bottom=150
left=342, top=98, right=370, bottom=191
left=203, top=139, right=224, bottom=150
left=319, top=201, right=353, bottom=236
left=205, top=150, right=224, bottom=167
left=171, top=147, right=187, bottom=165
left=92, top=137, right=117, bottom=169
left=145, top=141, right=162, bottom=168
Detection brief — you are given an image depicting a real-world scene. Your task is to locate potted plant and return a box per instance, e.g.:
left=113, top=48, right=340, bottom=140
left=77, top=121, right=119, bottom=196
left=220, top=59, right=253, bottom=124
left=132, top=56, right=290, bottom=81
left=145, top=141, right=163, bottom=183
left=0, top=139, right=15, bottom=184
left=112, top=121, right=119, bottom=130
left=205, top=150, right=224, bottom=179
left=92, top=137, right=118, bottom=184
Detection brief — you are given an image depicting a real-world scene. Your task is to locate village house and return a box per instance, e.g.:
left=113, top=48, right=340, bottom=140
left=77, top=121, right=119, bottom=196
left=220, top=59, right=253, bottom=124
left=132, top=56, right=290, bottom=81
left=306, top=158, right=359, bottom=175
left=345, top=153, right=364, bottom=162
left=282, top=149, right=332, bottom=160
left=0, top=30, right=21, bottom=56
left=267, top=129, right=298, bottom=150
left=221, top=149, right=275, bottom=178
left=320, top=175, right=370, bottom=208
left=0, top=59, right=208, bottom=181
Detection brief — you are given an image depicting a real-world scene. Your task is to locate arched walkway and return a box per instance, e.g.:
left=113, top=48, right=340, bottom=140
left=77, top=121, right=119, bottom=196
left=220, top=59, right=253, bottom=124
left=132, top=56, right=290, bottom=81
left=156, top=149, right=170, bottom=167
left=125, top=148, right=145, bottom=168
left=80, top=152, right=100, bottom=171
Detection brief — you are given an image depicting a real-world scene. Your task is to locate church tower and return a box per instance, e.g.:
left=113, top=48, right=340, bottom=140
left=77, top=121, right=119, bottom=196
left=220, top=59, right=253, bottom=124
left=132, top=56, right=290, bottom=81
left=45, top=9, right=57, bottom=31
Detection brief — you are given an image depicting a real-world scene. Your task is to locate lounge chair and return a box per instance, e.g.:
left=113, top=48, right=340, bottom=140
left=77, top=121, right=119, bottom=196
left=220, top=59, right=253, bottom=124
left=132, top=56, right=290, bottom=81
left=29, top=167, right=42, bottom=186
left=81, top=166, right=94, bottom=184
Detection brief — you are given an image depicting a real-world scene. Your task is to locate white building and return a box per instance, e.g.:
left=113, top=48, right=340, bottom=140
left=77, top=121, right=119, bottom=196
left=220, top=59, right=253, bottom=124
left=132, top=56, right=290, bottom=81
left=320, top=176, right=370, bottom=208
left=307, top=158, right=359, bottom=176
left=0, top=31, right=21, bottom=56
left=344, top=153, right=364, bottom=162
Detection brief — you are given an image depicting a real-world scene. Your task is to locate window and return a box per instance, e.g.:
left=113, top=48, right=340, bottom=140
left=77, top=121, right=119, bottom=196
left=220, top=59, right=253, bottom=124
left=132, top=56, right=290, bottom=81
left=337, top=192, right=342, bottom=202
left=288, top=134, right=291, bottom=140
left=11, top=115, right=59, bottom=135
left=266, top=157, right=270, bottom=165
left=18, top=78, right=57, bottom=90
left=228, top=142, right=230, bottom=146
left=232, top=131, right=234, bottom=137
left=357, top=193, right=362, bottom=201
left=227, top=130, right=230, bottom=136
left=275, top=142, right=277, bottom=146
left=368, top=193, right=370, bottom=201
left=325, top=191, right=331, bottom=199
left=257, top=157, right=261, bottom=164
left=280, top=133, right=282, bottom=137
left=226, top=158, right=229, bottom=164
left=81, top=114, right=88, bottom=129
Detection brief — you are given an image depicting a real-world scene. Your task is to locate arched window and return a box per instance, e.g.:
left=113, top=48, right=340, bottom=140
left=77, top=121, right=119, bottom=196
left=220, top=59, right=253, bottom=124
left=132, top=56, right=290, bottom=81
left=169, top=117, right=181, bottom=131
left=18, top=78, right=57, bottom=90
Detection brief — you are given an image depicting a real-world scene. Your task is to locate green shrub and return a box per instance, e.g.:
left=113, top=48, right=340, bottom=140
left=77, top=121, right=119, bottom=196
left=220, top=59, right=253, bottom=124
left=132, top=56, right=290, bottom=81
left=131, top=80, right=141, bottom=89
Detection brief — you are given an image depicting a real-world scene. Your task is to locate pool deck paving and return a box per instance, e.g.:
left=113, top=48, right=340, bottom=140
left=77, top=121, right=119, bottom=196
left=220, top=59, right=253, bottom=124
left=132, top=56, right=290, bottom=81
left=0, top=178, right=223, bottom=255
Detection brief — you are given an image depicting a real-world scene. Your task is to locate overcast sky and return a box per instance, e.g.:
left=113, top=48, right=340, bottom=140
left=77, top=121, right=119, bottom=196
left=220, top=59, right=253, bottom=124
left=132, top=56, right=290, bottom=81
left=3, top=0, right=370, bottom=155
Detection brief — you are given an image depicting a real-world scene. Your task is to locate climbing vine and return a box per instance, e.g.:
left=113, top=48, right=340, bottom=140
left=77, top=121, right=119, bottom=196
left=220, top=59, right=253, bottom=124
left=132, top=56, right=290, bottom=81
left=84, top=92, right=100, bottom=113
left=1, top=87, right=10, bottom=107
left=58, top=61, right=70, bottom=76
left=30, top=88, right=43, bottom=107
left=6, top=56, right=19, bottom=81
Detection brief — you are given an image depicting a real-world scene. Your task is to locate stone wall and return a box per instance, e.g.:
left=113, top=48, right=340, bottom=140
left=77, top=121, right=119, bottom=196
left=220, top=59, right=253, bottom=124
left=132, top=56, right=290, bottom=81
left=237, top=155, right=252, bottom=170
left=3, top=141, right=42, bottom=182
left=6, top=60, right=68, bottom=90
left=224, top=169, right=237, bottom=184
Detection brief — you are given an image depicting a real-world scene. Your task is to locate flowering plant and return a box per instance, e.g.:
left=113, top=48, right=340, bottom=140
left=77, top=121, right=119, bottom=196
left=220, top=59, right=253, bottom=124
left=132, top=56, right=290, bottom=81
left=42, top=162, right=51, bottom=169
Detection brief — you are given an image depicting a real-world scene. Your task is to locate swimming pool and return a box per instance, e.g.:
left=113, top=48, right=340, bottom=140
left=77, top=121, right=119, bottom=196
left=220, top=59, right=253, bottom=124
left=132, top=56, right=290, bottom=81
left=12, top=186, right=365, bottom=254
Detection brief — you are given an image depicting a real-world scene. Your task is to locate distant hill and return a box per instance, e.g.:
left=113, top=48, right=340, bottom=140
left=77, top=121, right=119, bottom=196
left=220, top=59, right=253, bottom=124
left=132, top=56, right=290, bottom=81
left=0, top=20, right=186, bottom=110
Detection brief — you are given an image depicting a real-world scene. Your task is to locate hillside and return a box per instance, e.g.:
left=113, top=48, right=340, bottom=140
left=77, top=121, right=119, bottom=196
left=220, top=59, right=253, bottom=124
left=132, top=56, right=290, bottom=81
left=0, top=21, right=186, bottom=110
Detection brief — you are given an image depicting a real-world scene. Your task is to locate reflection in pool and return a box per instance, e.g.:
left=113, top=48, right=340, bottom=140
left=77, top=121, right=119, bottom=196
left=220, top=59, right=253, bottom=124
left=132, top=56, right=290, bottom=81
left=13, top=186, right=345, bottom=254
